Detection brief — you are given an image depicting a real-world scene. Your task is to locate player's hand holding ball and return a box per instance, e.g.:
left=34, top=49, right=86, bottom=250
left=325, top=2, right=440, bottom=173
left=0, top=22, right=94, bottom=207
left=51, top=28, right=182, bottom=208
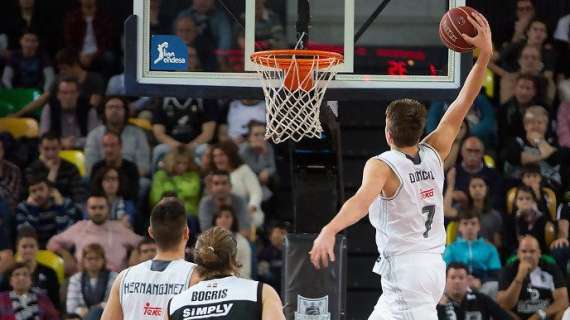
left=439, top=7, right=492, bottom=58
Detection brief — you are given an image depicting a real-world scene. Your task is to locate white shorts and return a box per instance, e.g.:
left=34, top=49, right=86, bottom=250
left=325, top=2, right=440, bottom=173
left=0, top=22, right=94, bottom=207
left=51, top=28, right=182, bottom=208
left=369, top=253, right=446, bottom=320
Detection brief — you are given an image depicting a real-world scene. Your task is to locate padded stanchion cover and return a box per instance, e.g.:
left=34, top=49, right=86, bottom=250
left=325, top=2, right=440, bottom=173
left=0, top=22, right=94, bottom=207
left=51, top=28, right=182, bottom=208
left=282, top=233, right=346, bottom=320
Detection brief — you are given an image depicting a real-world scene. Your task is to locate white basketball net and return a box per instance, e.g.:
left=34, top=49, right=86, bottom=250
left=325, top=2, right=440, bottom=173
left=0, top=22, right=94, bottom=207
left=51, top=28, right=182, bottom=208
left=251, top=52, right=341, bottom=143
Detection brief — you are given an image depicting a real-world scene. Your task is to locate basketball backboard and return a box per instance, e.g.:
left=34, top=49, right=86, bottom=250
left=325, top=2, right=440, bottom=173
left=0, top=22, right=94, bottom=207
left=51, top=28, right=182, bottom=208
left=125, top=0, right=470, bottom=100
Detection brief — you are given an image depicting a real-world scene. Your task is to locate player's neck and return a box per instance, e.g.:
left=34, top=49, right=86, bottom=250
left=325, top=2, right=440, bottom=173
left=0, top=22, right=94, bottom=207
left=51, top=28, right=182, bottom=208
left=154, top=249, right=185, bottom=261
left=392, top=145, right=419, bottom=157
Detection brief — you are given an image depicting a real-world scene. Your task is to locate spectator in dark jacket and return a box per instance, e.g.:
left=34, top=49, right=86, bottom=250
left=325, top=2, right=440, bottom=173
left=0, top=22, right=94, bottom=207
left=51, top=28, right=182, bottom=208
left=0, top=139, right=21, bottom=209
left=25, top=132, right=86, bottom=204
left=14, top=176, right=81, bottom=248
left=64, top=0, right=116, bottom=75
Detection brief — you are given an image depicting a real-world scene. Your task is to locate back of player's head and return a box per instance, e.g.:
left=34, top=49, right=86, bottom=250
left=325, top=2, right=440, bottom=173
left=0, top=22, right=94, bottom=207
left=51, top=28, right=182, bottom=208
left=149, top=197, right=188, bottom=251
left=385, top=99, right=427, bottom=147
left=193, top=227, right=239, bottom=279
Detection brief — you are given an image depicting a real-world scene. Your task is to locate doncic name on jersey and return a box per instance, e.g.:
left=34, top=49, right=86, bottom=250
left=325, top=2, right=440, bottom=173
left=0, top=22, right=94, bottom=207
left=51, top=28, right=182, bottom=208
left=150, top=35, right=188, bottom=71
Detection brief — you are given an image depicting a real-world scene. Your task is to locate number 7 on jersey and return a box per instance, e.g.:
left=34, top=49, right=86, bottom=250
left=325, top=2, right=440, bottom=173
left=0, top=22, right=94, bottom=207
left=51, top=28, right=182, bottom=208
left=422, top=205, right=436, bottom=238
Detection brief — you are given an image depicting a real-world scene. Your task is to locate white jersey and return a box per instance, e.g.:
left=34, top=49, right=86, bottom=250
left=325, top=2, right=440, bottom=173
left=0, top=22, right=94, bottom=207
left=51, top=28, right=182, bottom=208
left=120, top=259, right=196, bottom=320
left=369, top=143, right=445, bottom=263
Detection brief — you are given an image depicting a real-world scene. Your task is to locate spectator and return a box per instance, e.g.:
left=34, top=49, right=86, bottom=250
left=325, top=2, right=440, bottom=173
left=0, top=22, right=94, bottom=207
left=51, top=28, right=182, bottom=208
left=0, top=263, right=59, bottom=320
left=498, top=19, right=557, bottom=76
left=90, top=131, right=141, bottom=201
left=151, top=95, right=217, bottom=171
left=1, top=30, right=54, bottom=92
left=64, top=0, right=116, bottom=75
left=149, top=0, right=170, bottom=34
left=14, top=176, right=81, bottom=248
left=505, top=186, right=552, bottom=254
left=0, top=200, right=14, bottom=278
left=1, top=0, right=54, bottom=54
left=39, top=77, right=99, bottom=149
left=66, top=243, right=116, bottom=319
left=496, top=45, right=556, bottom=106
left=173, top=15, right=216, bottom=72
left=209, top=141, right=264, bottom=227
left=503, top=106, right=560, bottom=188
left=54, top=49, right=105, bottom=107
left=443, top=209, right=501, bottom=294
left=450, top=136, right=503, bottom=209
left=0, top=227, right=59, bottom=308
left=26, top=132, right=86, bottom=203
left=257, top=221, right=288, bottom=293
left=198, top=170, right=250, bottom=236
left=85, top=96, right=150, bottom=177
left=10, top=48, right=105, bottom=117
left=500, top=0, right=536, bottom=46
left=90, top=166, right=136, bottom=229
left=497, top=73, right=539, bottom=145
left=225, top=99, right=267, bottom=143
left=149, top=146, right=201, bottom=217
left=437, top=262, right=512, bottom=320
left=47, top=195, right=142, bottom=273
left=251, top=0, right=286, bottom=50
left=426, top=95, right=497, bottom=150
left=127, top=238, right=157, bottom=266
left=520, top=164, right=556, bottom=216
left=178, top=0, right=233, bottom=52
left=497, top=236, right=568, bottom=320
left=0, top=139, right=21, bottom=209
left=212, top=205, right=251, bottom=279
left=239, top=121, right=277, bottom=201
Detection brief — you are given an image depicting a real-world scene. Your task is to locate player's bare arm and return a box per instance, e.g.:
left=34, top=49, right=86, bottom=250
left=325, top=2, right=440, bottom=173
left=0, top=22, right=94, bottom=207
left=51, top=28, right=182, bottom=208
left=101, top=270, right=127, bottom=320
left=309, top=158, right=392, bottom=269
left=261, top=284, right=286, bottom=320
left=423, top=12, right=493, bottom=160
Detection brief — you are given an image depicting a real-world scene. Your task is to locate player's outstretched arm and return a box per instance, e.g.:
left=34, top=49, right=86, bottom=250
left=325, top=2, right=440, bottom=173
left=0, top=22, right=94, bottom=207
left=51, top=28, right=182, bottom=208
left=309, top=158, right=390, bottom=269
left=261, top=284, right=286, bottom=320
left=423, top=11, right=493, bottom=160
left=101, top=270, right=126, bottom=320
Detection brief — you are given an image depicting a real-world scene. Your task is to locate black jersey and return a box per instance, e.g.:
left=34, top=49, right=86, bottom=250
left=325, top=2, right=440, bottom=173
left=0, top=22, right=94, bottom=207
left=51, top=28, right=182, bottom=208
left=168, top=276, right=262, bottom=320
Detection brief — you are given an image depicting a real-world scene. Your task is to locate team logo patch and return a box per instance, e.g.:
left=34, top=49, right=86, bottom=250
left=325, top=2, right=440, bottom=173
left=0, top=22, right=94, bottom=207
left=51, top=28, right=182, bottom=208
left=420, top=188, right=434, bottom=199
left=150, top=35, right=188, bottom=71
left=295, top=295, right=331, bottom=320
left=143, top=303, right=162, bottom=317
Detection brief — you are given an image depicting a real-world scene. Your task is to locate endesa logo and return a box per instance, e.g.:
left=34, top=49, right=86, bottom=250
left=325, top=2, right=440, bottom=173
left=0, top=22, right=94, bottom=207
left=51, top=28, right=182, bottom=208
left=150, top=35, right=188, bottom=71
left=143, top=303, right=162, bottom=317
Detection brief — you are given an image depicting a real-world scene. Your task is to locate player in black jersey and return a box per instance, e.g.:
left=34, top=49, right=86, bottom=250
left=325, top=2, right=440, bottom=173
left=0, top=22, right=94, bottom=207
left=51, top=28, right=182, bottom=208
left=167, top=227, right=285, bottom=320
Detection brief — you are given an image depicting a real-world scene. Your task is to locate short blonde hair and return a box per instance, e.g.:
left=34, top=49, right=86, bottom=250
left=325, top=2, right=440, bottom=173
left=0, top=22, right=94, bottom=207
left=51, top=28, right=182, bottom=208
left=163, top=146, right=198, bottom=174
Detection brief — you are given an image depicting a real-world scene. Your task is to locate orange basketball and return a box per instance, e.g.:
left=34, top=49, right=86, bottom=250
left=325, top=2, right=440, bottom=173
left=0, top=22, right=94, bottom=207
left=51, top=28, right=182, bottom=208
left=439, top=6, right=479, bottom=53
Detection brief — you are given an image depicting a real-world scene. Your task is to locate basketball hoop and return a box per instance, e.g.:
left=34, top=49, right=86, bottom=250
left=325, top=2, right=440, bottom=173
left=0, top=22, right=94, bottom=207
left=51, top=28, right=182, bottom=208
left=250, top=49, right=343, bottom=143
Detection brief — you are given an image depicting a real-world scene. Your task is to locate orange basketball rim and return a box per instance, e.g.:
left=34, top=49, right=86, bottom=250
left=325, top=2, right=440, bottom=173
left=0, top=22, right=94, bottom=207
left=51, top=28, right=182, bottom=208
left=251, top=49, right=344, bottom=91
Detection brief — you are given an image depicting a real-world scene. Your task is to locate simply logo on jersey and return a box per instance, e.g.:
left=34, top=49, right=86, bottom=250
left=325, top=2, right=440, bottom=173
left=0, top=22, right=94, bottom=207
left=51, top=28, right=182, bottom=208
left=143, top=303, right=162, bottom=317
left=150, top=35, right=188, bottom=71
left=182, top=303, right=233, bottom=319
left=295, top=295, right=330, bottom=320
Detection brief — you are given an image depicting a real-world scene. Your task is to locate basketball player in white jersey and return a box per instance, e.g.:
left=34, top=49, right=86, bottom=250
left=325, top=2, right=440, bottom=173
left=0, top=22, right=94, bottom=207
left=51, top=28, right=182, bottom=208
left=166, top=226, right=285, bottom=320
left=309, top=12, right=492, bottom=320
left=101, top=197, right=197, bottom=320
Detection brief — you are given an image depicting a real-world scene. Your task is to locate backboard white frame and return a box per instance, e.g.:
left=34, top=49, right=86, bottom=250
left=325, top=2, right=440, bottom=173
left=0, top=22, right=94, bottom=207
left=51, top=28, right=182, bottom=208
left=132, top=0, right=466, bottom=92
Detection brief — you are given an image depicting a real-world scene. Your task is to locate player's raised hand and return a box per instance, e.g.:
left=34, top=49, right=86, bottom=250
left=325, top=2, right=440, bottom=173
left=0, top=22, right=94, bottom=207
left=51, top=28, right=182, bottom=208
left=309, top=227, right=336, bottom=270
left=462, top=11, right=492, bottom=56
